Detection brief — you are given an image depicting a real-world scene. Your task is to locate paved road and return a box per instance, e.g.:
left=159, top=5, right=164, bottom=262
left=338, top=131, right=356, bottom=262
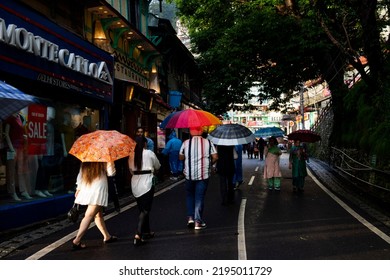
left=2, top=153, right=390, bottom=260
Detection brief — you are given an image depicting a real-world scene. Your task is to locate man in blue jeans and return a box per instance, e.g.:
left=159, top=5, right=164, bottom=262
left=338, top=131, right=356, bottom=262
left=179, top=127, right=218, bottom=230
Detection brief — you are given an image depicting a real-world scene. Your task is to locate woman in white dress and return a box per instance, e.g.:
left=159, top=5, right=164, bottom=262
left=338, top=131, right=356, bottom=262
left=72, top=161, right=117, bottom=249
left=128, top=136, right=161, bottom=246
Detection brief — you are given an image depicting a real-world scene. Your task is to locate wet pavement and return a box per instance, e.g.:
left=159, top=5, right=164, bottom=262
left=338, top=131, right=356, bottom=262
left=1, top=154, right=390, bottom=259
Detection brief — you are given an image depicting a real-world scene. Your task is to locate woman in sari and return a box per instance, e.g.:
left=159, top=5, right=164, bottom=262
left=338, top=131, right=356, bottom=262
left=263, top=136, right=282, bottom=190
left=289, top=139, right=308, bottom=192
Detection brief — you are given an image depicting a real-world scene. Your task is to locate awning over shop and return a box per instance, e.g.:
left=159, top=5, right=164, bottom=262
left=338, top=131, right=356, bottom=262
left=0, top=80, right=40, bottom=121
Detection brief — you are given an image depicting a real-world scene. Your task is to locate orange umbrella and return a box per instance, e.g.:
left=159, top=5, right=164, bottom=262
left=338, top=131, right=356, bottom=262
left=69, top=130, right=136, bottom=162
left=165, top=108, right=222, bottom=128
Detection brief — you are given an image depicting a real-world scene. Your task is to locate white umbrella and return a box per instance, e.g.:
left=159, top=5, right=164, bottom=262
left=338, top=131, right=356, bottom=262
left=207, top=124, right=255, bottom=146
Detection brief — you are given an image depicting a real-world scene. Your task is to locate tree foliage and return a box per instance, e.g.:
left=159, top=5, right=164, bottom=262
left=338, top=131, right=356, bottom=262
left=168, top=0, right=390, bottom=159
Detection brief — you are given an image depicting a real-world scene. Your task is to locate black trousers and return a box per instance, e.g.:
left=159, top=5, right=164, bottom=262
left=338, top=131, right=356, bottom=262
left=135, top=186, right=155, bottom=236
left=107, top=176, right=120, bottom=210
left=219, top=173, right=235, bottom=204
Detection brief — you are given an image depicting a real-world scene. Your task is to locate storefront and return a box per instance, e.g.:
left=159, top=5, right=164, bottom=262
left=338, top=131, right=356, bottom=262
left=0, top=1, right=114, bottom=203
left=112, top=57, right=158, bottom=189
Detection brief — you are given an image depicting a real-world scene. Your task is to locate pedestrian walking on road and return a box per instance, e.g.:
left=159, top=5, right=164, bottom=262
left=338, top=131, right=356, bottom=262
left=179, top=126, right=218, bottom=230
left=258, top=137, right=266, bottom=160
left=232, top=144, right=244, bottom=189
left=289, top=139, right=308, bottom=192
left=136, top=127, right=155, bottom=152
left=72, top=161, right=118, bottom=250
left=161, top=130, right=183, bottom=180
left=216, top=145, right=236, bottom=205
left=263, top=136, right=282, bottom=190
left=128, top=136, right=161, bottom=246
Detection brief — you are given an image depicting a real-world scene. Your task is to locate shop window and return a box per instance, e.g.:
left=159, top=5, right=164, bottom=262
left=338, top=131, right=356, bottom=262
left=0, top=103, right=100, bottom=203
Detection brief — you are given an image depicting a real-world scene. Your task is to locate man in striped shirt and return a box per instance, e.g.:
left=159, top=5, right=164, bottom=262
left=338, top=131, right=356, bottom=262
left=179, top=127, right=218, bottom=230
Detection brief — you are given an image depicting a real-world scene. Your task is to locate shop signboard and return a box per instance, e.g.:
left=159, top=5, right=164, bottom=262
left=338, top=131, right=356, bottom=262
left=0, top=1, right=114, bottom=103
left=27, top=104, right=47, bottom=155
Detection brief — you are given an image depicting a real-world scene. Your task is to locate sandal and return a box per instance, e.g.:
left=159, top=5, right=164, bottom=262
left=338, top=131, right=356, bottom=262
left=133, top=235, right=146, bottom=247
left=104, top=236, right=118, bottom=244
left=72, top=242, right=86, bottom=250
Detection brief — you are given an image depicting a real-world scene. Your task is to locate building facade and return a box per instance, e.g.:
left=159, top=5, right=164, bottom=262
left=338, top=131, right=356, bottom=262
left=0, top=0, right=202, bottom=230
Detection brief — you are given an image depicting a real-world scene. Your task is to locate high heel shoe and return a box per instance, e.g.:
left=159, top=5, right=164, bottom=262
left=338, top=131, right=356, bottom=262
left=133, top=236, right=146, bottom=246
left=104, top=235, right=118, bottom=244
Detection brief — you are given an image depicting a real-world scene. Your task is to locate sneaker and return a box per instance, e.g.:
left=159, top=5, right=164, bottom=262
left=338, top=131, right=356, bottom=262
left=187, top=218, right=195, bottom=228
left=194, top=222, right=207, bottom=230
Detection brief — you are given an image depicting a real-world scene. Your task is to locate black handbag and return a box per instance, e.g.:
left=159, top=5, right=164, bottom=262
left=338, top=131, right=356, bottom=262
left=67, top=203, right=80, bottom=223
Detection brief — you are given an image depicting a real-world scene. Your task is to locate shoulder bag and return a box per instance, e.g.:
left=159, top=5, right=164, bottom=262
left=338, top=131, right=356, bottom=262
left=67, top=203, right=80, bottom=223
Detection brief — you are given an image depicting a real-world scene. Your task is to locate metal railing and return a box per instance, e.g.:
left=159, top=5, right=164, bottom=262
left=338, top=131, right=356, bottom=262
left=330, top=147, right=390, bottom=192
left=311, top=99, right=332, bottom=131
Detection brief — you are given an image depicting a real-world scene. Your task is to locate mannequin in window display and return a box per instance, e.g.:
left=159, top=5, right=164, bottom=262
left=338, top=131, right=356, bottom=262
left=28, top=153, right=39, bottom=196
left=35, top=107, right=58, bottom=198
left=16, top=107, right=40, bottom=198
left=74, top=115, right=90, bottom=139
left=60, top=111, right=77, bottom=191
left=60, top=112, right=74, bottom=157
left=4, top=112, right=33, bottom=201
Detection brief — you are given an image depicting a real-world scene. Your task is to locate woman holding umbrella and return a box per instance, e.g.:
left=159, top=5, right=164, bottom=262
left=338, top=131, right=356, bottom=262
left=72, top=161, right=118, bottom=250
left=69, top=130, right=136, bottom=249
left=289, top=139, right=308, bottom=192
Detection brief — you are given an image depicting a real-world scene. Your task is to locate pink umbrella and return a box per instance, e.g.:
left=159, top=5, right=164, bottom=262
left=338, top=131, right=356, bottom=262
left=165, top=108, right=222, bottom=128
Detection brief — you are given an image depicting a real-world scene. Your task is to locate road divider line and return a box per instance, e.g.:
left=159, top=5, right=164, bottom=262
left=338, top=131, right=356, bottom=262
left=308, top=169, right=390, bottom=245
left=248, top=176, right=255, bottom=185
left=238, top=198, right=247, bottom=260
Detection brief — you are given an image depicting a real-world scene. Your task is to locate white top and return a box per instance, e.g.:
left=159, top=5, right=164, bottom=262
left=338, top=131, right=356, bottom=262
left=179, top=136, right=217, bottom=181
left=74, top=162, right=115, bottom=207
left=128, top=149, right=161, bottom=198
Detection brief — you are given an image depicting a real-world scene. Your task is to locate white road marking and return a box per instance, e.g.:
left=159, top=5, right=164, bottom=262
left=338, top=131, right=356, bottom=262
left=26, top=180, right=184, bottom=260
left=308, top=169, right=390, bottom=244
left=237, top=198, right=247, bottom=260
left=248, top=176, right=255, bottom=185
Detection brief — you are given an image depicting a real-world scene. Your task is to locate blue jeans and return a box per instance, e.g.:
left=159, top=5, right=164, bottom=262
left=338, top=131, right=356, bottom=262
left=169, top=152, right=182, bottom=176
left=185, top=179, right=209, bottom=223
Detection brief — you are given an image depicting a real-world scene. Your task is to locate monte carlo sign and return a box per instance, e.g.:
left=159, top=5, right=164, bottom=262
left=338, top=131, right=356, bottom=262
left=0, top=1, right=114, bottom=103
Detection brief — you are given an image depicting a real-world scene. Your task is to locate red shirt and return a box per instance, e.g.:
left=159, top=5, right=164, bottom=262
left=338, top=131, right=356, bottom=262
left=5, top=114, right=25, bottom=149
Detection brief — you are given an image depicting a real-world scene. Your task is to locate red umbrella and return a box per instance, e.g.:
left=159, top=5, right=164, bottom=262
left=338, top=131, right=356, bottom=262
left=287, top=129, right=321, bottom=143
left=165, top=108, right=222, bottom=128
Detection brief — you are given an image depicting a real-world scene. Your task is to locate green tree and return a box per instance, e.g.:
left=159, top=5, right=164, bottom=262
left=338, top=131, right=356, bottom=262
left=170, top=0, right=390, bottom=159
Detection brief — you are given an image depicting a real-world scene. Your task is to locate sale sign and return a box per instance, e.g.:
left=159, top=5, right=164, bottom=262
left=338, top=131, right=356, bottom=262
left=27, top=104, right=47, bottom=155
